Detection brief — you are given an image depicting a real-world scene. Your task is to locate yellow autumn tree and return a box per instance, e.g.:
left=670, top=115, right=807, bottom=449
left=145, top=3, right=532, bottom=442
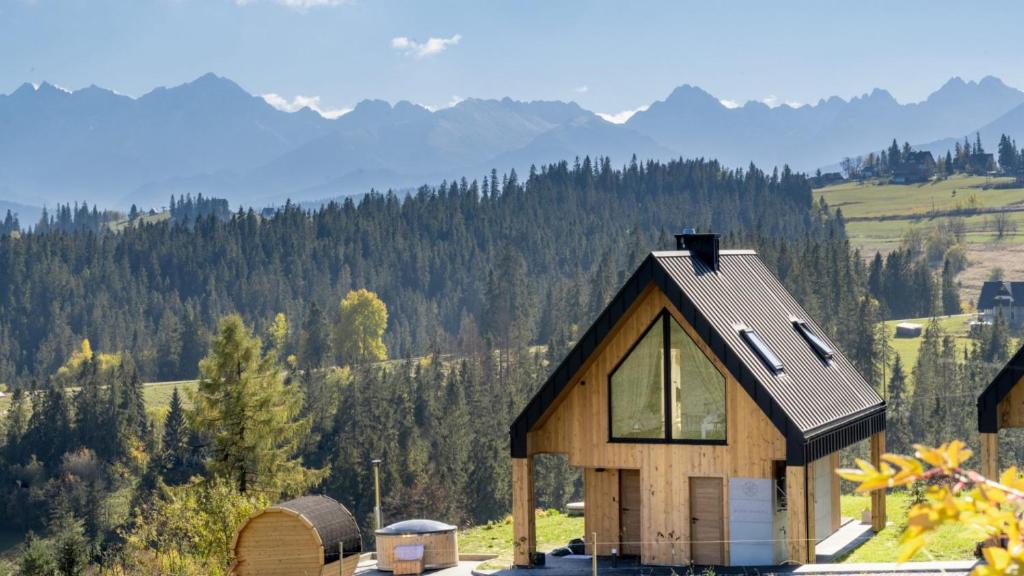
left=335, top=289, right=388, bottom=366
left=840, top=440, right=1022, bottom=576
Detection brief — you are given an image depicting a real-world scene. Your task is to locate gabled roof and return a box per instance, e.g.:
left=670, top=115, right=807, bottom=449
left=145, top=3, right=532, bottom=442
left=977, top=343, right=1024, bottom=433
left=978, top=281, right=1024, bottom=310
left=510, top=250, right=885, bottom=465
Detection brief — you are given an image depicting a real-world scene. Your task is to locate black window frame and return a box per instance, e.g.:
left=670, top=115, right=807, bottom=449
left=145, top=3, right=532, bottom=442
left=607, top=309, right=728, bottom=446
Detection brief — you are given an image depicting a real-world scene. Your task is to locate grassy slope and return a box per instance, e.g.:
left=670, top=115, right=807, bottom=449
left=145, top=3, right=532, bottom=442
left=840, top=492, right=978, bottom=562
left=460, top=510, right=584, bottom=568
left=817, top=175, right=1024, bottom=305
left=0, top=380, right=197, bottom=416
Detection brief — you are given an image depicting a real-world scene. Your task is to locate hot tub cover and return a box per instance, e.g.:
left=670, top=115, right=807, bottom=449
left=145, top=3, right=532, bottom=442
left=376, top=519, right=456, bottom=535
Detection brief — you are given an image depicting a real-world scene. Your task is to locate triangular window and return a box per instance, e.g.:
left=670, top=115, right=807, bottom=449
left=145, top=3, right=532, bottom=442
left=609, top=311, right=726, bottom=443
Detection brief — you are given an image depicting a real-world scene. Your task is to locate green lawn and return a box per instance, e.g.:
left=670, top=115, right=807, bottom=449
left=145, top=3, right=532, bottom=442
left=881, top=314, right=974, bottom=381
left=840, top=492, right=979, bottom=562
left=460, top=510, right=584, bottom=569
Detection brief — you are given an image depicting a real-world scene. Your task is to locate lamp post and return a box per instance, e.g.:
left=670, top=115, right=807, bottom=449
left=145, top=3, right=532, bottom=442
left=372, top=459, right=383, bottom=533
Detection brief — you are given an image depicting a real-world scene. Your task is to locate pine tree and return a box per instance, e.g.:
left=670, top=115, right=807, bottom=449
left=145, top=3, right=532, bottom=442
left=941, top=259, right=962, bottom=315
left=161, top=387, right=189, bottom=484
left=191, top=314, right=326, bottom=497
left=50, top=509, right=90, bottom=576
left=887, top=354, right=910, bottom=454
left=299, top=302, right=332, bottom=370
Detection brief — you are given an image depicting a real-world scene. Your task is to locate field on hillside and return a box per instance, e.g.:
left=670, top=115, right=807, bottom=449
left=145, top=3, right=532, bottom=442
left=817, top=175, right=1024, bottom=302
left=881, top=314, right=974, bottom=378
left=0, top=380, right=197, bottom=417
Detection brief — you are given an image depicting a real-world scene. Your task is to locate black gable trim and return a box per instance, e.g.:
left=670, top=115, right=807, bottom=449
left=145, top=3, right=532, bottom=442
left=978, top=344, right=1024, bottom=433
left=510, top=255, right=883, bottom=465
left=510, top=255, right=658, bottom=458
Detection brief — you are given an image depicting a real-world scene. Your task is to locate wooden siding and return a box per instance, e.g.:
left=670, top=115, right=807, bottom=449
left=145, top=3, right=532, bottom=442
left=583, top=468, right=620, bottom=556
left=785, top=465, right=809, bottom=564
left=980, top=432, right=999, bottom=481
left=527, top=284, right=789, bottom=565
left=869, top=431, right=887, bottom=532
left=997, top=375, right=1024, bottom=428
left=511, top=457, right=535, bottom=567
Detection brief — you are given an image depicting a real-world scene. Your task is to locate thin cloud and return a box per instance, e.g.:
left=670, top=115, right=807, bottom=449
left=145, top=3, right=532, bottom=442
left=574, top=85, right=589, bottom=94
left=719, top=98, right=740, bottom=109
left=263, top=93, right=351, bottom=119
left=391, top=34, right=461, bottom=59
left=423, top=95, right=465, bottom=112
left=596, top=105, right=648, bottom=124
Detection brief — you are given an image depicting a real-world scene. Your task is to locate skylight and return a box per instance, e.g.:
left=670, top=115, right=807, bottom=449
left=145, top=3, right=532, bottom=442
left=740, top=327, right=784, bottom=374
left=793, top=320, right=834, bottom=361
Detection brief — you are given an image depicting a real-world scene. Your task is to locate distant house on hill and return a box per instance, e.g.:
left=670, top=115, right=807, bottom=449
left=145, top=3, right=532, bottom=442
left=810, top=171, right=844, bottom=187
left=509, top=233, right=886, bottom=568
left=978, top=281, right=1024, bottom=327
left=967, top=152, right=996, bottom=175
left=891, top=151, right=935, bottom=183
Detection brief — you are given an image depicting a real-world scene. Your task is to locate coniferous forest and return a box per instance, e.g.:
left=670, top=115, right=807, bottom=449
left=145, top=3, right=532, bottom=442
left=0, top=157, right=1014, bottom=573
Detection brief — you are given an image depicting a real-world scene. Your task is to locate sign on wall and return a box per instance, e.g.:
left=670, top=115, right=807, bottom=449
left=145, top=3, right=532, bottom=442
left=728, top=478, right=774, bottom=565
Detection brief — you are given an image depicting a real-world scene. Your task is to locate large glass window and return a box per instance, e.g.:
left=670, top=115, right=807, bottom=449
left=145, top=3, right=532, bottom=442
left=609, top=320, right=665, bottom=439
left=670, top=318, right=726, bottom=440
left=609, top=311, right=726, bottom=443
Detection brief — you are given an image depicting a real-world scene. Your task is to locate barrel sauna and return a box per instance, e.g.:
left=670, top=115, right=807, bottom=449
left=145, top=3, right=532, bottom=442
left=375, top=520, right=458, bottom=571
left=232, top=495, right=362, bottom=576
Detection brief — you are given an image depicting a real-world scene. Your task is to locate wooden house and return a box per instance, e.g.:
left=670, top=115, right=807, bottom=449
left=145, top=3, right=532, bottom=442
left=977, top=344, right=1024, bottom=478
left=509, top=234, right=887, bottom=567
left=232, top=495, right=362, bottom=576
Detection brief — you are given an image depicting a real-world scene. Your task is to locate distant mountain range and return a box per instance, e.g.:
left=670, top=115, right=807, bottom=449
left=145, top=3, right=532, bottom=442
left=3, top=73, right=1024, bottom=213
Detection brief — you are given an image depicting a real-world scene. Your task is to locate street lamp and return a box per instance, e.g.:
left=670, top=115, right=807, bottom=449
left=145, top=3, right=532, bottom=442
left=372, top=459, right=383, bottom=533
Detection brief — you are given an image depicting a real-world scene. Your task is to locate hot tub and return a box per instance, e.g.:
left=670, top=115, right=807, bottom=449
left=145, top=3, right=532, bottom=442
left=375, top=519, right=458, bottom=571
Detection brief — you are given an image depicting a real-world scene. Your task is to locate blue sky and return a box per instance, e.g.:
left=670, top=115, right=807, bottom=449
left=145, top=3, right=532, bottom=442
left=4, top=0, right=1024, bottom=119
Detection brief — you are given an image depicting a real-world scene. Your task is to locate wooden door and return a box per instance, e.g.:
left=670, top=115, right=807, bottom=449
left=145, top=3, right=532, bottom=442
left=618, top=469, right=641, bottom=556
left=690, top=477, right=724, bottom=565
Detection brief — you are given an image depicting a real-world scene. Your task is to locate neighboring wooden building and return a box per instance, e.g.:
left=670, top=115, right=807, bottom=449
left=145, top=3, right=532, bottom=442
left=509, top=234, right=887, bottom=567
left=232, top=495, right=363, bottom=576
left=977, top=344, right=1024, bottom=479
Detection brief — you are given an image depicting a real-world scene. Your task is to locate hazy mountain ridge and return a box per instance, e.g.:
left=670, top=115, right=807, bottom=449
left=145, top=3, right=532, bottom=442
left=3, top=73, right=1024, bottom=212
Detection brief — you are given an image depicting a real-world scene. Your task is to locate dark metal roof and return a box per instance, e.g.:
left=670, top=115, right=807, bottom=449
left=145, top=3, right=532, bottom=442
left=978, top=281, right=1024, bottom=310
left=376, top=519, right=457, bottom=535
left=274, top=495, right=362, bottom=561
left=510, top=250, right=885, bottom=465
left=978, top=343, right=1024, bottom=433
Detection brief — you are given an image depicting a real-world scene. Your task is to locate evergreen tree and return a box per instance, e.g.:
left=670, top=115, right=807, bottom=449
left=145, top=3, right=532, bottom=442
left=191, top=315, right=326, bottom=497
left=161, top=387, right=189, bottom=484
left=298, top=302, right=332, bottom=370
left=941, top=259, right=962, bottom=315
left=51, top=509, right=90, bottom=576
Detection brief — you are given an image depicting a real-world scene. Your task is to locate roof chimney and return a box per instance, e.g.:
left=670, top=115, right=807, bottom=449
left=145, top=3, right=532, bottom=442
left=675, top=231, right=720, bottom=272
